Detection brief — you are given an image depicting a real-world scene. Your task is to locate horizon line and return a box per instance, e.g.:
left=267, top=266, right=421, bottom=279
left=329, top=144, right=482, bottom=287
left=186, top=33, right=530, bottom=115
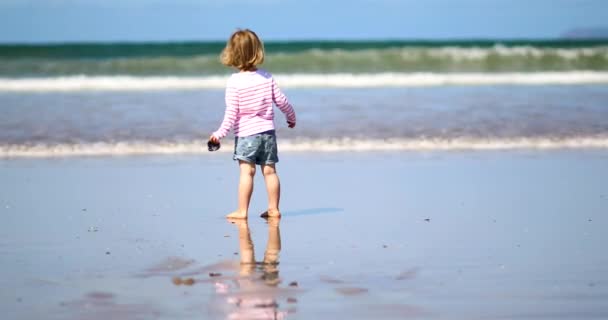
left=2, top=37, right=608, bottom=46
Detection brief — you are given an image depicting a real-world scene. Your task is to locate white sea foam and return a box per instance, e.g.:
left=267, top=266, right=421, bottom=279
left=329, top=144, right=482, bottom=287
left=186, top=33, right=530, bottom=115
left=2, top=137, right=608, bottom=158
left=1, top=72, right=608, bottom=92
left=423, top=45, right=608, bottom=60
left=303, top=46, right=608, bottom=61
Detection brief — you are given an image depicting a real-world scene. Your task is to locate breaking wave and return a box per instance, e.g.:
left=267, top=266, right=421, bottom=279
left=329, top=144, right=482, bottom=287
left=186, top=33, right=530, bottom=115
left=2, top=43, right=607, bottom=76
left=2, top=72, right=608, bottom=92
left=2, top=137, right=608, bottom=158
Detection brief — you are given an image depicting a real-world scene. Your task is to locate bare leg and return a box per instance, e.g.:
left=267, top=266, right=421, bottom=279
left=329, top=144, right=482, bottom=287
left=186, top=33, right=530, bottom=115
left=226, top=161, right=255, bottom=219
left=260, top=164, right=281, bottom=218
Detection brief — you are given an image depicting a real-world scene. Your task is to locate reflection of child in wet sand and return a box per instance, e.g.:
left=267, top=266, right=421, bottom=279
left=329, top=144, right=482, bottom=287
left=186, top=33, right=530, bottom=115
left=209, top=29, right=296, bottom=219
left=214, top=218, right=287, bottom=319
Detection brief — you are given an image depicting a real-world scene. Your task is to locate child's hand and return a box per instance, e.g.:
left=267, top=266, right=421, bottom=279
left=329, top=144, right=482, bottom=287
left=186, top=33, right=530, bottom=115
left=287, top=121, right=296, bottom=128
left=209, top=135, right=220, bottom=144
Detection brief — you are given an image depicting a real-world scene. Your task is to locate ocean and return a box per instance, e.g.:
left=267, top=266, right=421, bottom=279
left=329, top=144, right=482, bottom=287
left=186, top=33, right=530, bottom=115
left=1, top=40, right=608, bottom=157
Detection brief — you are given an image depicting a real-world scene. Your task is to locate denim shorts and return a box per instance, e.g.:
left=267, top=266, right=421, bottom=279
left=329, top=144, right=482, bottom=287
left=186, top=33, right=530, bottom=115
left=233, top=130, right=279, bottom=165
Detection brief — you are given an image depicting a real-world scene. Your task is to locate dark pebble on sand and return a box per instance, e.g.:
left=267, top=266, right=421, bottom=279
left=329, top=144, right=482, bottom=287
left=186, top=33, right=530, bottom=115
left=289, top=281, right=298, bottom=287
left=209, top=272, right=222, bottom=277
left=233, top=252, right=238, bottom=255
left=424, top=218, right=430, bottom=222
left=382, top=245, right=388, bottom=248
left=335, top=287, right=369, bottom=296
left=105, top=251, right=110, bottom=255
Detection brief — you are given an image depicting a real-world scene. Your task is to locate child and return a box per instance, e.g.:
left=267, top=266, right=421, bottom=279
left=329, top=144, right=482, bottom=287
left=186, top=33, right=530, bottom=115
left=209, top=29, right=296, bottom=219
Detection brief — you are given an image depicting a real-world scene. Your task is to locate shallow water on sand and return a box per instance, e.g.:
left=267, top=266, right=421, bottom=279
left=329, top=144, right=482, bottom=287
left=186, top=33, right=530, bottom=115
left=2, top=85, right=608, bottom=157
left=1, top=151, right=607, bottom=319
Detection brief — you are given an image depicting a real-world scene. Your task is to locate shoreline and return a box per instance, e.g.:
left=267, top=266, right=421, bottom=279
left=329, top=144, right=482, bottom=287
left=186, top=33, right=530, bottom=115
left=3, top=138, right=608, bottom=158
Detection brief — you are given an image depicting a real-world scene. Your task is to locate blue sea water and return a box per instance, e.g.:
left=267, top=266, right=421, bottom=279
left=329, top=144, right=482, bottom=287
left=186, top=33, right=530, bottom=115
left=1, top=40, right=608, bottom=156
left=1, top=40, right=607, bottom=76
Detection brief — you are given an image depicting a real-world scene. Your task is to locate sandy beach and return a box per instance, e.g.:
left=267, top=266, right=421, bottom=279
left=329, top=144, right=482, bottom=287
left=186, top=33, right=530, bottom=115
left=1, top=150, right=607, bottom=319
left=2, top=2, right=608, bottom=319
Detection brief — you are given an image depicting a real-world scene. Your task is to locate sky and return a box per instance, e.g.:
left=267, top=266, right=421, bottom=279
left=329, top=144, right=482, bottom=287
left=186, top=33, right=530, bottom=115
left=0, top=0, right=607, bottom=43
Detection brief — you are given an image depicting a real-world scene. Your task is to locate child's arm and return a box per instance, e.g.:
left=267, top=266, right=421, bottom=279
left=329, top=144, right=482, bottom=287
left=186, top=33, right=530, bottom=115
left=271, top=78, right=296, bottom=127
left=211, top=86, right=239, bottom=141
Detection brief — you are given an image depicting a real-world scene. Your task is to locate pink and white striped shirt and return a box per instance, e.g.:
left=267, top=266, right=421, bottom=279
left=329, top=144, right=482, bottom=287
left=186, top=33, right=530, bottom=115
left=212, top=69, right=296, bottom=139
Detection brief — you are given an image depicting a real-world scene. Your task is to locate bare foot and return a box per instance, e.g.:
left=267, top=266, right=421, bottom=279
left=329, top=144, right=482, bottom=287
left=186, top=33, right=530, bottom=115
left=260, top=208, right=281, bottom=218
left=226, top=211, right=248, bottom=219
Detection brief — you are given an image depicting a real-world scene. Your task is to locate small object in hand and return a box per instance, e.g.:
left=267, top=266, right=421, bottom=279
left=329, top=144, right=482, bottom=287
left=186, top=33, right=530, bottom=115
left=207, top=139, right=220, bottom=152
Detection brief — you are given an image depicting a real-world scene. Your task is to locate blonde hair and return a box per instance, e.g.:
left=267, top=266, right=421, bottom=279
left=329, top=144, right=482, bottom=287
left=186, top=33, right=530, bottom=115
left=220, top=29, right=265, bottom=71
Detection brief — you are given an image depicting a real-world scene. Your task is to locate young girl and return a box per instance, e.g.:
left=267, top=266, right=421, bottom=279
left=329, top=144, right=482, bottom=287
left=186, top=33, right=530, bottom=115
left=209, top=29, right=296, bottom=219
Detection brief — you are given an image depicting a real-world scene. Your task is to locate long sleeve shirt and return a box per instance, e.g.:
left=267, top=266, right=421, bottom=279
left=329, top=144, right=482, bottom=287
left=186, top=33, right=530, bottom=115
left=212, top=69, right=296, bottom=139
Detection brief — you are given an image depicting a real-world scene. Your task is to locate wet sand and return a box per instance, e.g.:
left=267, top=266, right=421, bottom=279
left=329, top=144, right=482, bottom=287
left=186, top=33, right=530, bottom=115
left=1, top=151, right=608, bottom=319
